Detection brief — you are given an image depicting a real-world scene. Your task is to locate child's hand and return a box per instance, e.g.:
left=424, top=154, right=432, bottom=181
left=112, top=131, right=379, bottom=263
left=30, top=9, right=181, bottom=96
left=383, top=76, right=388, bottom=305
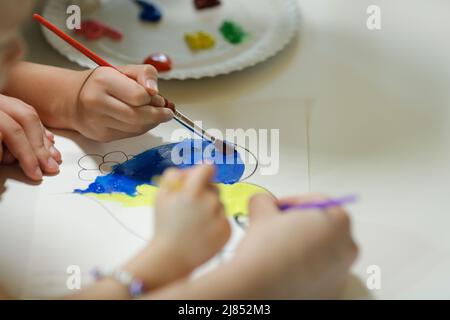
left=0, top=94, right=61, bottom=181
left=232, top=194, right=358, bottom=299
left=74, top=65, right=173, bottom=142
left=122, top=165, right=231, bottom=292
left=154, top=165, right=231, bottom=270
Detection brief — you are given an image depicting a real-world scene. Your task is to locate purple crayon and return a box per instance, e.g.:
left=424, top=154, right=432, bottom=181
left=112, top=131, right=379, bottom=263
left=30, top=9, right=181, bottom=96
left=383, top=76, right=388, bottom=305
left=280, top=195, right=358, bottom=212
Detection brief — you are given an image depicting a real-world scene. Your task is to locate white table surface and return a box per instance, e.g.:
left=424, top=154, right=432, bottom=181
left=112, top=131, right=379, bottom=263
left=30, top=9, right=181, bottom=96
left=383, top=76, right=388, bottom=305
left=2, top=0, right=450, bottom=299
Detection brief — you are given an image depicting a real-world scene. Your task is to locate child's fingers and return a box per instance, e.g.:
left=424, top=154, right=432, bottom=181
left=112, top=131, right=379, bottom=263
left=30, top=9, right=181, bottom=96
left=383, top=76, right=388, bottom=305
left=102, top=114, right=168, bottom=136
left=0, top=133, right=13, bottom=165
left=43, top=133, right=61, bottom=164
left=27, top=125, right=59, bottom=175
left=323, top=206, right=351, bottom=230
left=206, top=183, right=220, bottom=196
left=0, top=132, right=3, bottom=161
left=117, top=65, right=166, bottom=108
left=277, top=194, right=329, bottom=207
left=248, top=193, right=279, bottom=224
left=1, top=147, right=16, bottom=164
left=148, top=94, right=167, bottom=108
left=278, top=194, right=347, bottom=218
left=118, top=64, right=159, bottom=95
left=44, top=128, right=55, bottom=143
left=1, top=101, right=59, bottom=175
left=202, top=191, right=224, bottom=219
left=184, top=165, right=215, bottom=196
left=0, top=110, right=42, bottom=181
left=42, top=127, right=61, bottom=162
left=94, top=67, right=152, bottom=107
left=159, top=168, right=185, bottom=193
left=133, top=106, right=173, bottom=125
left=102, top=96, right=173, bottom=128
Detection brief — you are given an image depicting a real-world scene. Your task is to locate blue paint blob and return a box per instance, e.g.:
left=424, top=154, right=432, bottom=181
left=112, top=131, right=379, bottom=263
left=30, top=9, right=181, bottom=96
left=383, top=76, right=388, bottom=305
left=74, top=174, right=141, bottom=195
left=135, top=0, right=162, bottom=23
left=75, top=139, right=245, bottom=196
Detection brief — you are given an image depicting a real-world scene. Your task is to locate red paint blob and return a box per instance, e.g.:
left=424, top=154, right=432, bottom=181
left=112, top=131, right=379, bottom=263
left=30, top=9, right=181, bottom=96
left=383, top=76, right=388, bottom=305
left=143, top=53, right=172, bottom=72
left=194, top=0, right=221, bottom=10
left=75, top=20, right=123, bottom=41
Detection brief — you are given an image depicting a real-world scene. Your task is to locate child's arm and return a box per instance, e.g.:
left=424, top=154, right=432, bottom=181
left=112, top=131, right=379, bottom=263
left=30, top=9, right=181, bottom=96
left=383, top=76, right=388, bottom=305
left=142, top=194, right=358, bottom=300
left=66, top=165, right=231, bottom=299
left=0, top=286, right=10, bottom=300
left=3, top=62, right=173, bottom=142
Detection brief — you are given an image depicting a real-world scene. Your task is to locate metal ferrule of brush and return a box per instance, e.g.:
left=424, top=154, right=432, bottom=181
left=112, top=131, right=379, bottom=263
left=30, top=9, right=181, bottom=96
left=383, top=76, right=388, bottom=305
left=164, top=98, right=234, bottom=155
left=173, top=110, right=217, bottom=143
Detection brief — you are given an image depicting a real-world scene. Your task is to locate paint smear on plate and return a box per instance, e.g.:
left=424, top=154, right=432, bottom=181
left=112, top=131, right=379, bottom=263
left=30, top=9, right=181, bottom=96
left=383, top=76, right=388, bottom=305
left=220, top=20, right=248, bottom=44
left=185, top=31, right=216, bottom=51
left=135, top=0, right=163, bottom=23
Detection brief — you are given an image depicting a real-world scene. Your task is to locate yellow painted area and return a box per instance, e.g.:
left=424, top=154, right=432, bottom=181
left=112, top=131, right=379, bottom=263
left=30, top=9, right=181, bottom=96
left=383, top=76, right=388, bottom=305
left=86, top=182, right=269, bottom=217
left=218, top=183, right=269, bottom=217
left=185, top=31, right=216, bottom=50
left=88, top=184, right=159, bottom=207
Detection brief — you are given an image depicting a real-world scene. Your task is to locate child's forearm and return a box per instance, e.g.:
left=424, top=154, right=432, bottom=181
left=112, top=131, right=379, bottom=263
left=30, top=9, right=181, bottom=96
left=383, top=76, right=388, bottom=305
left=65, top=278, right=130, bottom=300
left=0, top=286, right=11, bottom=300
left=3, top=62, right=89, bottom=130
left=65, top=241, right=192, bottom=300
left=142, top=260, right=273, bottom=300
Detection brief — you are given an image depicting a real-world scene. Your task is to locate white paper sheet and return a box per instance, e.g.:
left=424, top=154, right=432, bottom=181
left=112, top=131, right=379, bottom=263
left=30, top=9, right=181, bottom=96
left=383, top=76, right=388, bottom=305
left=13, top=99, right=309, bottom=298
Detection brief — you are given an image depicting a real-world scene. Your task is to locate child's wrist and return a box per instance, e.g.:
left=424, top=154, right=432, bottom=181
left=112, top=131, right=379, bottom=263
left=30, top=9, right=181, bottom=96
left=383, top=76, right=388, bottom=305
left=123, top=240, right=193, bottom=291
left=65, top=69, right=94, bottom=131
left=225, top=255, right=277, bottom=299
left=152, top=237, right=199, bottom=273
left=39, top=69, right=88, bottom=131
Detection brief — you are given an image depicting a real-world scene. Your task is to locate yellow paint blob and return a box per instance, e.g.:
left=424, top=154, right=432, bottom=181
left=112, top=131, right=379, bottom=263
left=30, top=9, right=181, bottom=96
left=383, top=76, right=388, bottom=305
left=185, top=31, right=216, bottom=50
left=85, top=182, right=269, bottom=217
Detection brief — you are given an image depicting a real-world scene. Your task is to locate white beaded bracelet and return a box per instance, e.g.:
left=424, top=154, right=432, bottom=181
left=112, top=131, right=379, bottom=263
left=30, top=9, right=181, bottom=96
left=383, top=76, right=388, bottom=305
left=91, top=267, right=145, bottom=298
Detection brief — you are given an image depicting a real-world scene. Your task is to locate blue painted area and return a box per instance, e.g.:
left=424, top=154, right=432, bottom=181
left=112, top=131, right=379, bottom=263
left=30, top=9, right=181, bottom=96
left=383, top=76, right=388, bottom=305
left=75, top=139, right=245, bottom=196
left=135, top=0, right=162, bottom=23
left=74, top=174, right=142, bottom=195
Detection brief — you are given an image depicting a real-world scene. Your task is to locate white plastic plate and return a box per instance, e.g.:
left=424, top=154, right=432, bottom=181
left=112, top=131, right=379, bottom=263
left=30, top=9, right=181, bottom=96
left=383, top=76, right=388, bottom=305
left=42, top=0, right=300, bottom=80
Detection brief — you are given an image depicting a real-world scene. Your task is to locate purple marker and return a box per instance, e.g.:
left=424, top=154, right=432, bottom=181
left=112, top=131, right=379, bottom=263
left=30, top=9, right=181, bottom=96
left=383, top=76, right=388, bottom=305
left=280, top=195, right=358, bottom=212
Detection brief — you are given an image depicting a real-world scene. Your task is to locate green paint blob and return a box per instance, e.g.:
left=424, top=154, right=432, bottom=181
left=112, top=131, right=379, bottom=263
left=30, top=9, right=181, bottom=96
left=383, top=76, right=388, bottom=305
left=220, top=20, right=247, bottom=44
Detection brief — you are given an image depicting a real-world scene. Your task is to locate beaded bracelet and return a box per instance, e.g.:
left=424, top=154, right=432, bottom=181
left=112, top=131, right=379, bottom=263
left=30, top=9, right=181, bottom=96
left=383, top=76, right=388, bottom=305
left=91, top=267, right=145, bottom=298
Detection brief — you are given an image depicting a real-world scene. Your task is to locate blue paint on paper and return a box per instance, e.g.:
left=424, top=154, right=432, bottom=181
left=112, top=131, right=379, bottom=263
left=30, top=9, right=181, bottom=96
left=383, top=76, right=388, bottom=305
left=75, top=174, right=141, bottom=195
left=75, top=139, right=244, bottom=196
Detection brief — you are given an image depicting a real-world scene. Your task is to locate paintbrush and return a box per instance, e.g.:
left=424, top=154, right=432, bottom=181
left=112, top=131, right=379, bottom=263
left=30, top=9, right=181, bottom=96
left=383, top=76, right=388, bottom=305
left=279, top=195, right=358, bottom=212
left=33, top=14, right=234, bottom=154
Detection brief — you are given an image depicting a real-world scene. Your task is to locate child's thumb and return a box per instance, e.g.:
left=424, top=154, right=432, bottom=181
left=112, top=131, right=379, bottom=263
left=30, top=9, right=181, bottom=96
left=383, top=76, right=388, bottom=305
left=248, top=193, right=279, bottom=224
left=118, top=64, right=159, bottom=95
